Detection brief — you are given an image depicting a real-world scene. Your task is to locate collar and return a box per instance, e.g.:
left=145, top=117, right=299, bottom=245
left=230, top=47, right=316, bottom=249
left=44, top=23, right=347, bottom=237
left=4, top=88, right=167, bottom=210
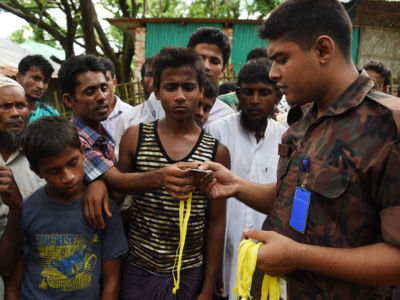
left=303, top=70, right=375, bottom=120
left=0, top=148, right=22, bottom=165
left=71, top=114, right=115, bottom=147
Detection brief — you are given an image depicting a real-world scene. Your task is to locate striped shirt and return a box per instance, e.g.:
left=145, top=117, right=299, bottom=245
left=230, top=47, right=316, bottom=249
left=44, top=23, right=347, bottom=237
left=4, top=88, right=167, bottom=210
left=127, top=121, right=218, bottom=275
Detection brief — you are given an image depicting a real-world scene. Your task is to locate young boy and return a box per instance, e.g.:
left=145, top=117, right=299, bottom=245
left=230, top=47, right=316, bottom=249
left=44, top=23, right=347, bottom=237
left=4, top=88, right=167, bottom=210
left=118, top=47, right=230, bottom=300
left=6, top=116, right=128, bottom=300
left=194, top=78, right=218, bottom=128
left=208, top=58, right=286, bottom=299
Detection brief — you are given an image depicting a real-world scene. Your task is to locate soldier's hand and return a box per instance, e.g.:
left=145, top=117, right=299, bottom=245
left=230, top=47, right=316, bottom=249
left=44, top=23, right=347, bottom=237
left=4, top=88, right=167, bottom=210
left=198, top=161, right=239, bottom=201
left=0, top=166, right=22, bottom=209
left=242, top=229, right=303, bottom=276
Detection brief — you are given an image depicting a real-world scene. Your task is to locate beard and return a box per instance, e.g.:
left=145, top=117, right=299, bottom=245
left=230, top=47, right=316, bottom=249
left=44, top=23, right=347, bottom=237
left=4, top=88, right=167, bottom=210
left=0, top=130, right=22, bottom=151
left=240, top=109, right=269, bottom=133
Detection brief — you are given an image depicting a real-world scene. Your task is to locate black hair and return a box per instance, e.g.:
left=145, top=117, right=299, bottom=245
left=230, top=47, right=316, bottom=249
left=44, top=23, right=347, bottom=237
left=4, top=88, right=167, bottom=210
left=238, top=58, right=275, bottom=87
left=187, top=27, right=231, bottom=66
left=203, top=78, right=218, bottom=102
left=18, top=55, right=54, bottom=81
left=259, top=0, right=352, bottom=60
left=141, top=57, right=153, bottom=80
left=58, top=55, right=106, bottom=97
left=98, top=57, right=115, bottom=78
left=152, top=47, right=206, bottom=91
left=219, top=81, right=237, bottom=95
left=363, top=61, right=392, bottom=87
left=246, top=46, right=268, bottom=62
left=21, top=116, right=81, bottom=171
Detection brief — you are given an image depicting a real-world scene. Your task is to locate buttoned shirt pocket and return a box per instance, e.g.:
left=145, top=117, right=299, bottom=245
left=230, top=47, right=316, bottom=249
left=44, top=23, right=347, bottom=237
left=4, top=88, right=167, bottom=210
left=306, top=163, right=352, bottom=240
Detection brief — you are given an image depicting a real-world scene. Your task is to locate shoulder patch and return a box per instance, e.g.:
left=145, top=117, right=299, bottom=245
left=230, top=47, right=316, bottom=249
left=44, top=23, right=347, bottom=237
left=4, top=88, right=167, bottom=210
left=367, top=90, right=400, bottom=141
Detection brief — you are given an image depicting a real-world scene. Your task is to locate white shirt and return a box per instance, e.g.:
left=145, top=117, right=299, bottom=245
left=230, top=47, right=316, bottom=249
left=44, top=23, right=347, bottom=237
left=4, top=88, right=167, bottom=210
left=114, top=93, right=235, bottom=158
left=208, top=113, right=286, bottom=299
left=0, top=150, right=45, bottom=298
left=101, top=95, right=132, bottom=139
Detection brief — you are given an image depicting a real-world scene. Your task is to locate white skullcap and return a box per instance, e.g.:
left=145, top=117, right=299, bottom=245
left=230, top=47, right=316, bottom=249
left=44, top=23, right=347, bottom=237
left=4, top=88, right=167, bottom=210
left=0, top=76, right=23, bottom=89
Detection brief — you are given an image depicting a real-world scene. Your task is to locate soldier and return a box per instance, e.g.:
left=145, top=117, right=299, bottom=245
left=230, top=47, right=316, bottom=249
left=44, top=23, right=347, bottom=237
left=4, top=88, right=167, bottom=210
left=199, top=0, right=400, bottom=298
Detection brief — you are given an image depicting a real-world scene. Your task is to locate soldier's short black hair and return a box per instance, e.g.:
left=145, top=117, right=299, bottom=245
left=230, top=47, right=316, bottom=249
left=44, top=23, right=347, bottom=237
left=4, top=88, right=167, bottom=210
left=187, top=27, right=231, bottom=66
left=140, top=57, right=153, bottom=80
left=21, top=116, right=81, bottom=171
left=98, top=57, right=115, bottom=78
left=238, top=58, right=278, bottom=94
left=246, top=46, right=268, bottom=62
left=203, top=78, right=218, bottom=102
left=152, top=47, right=206, bottom=91
left=363, top=61, right=392, bottom=87
left=18, top=55, right=54, bottom=81
left=58, top=55, right=106, bottom=97
left=259, top=0, right=352, bottom=60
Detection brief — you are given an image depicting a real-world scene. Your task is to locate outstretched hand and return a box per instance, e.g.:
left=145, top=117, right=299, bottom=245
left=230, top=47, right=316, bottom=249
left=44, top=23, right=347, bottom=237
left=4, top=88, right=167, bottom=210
left=162, top=161, right=198, bottom=201
left=242, top=229, right=303, bottom=276
left=198, top=161, right=239, bottom=200
left=0, top=166, right=22, bottom=210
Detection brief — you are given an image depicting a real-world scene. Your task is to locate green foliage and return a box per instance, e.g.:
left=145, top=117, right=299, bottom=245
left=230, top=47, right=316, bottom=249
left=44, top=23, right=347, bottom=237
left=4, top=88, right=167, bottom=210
left=187, top=0, right=240, bottom=18
left=9, top=27, right=27, bottom=44
left=245, top=0, right=280, bottom=19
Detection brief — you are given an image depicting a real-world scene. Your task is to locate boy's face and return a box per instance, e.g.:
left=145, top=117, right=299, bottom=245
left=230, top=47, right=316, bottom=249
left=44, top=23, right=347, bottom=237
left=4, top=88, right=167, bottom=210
left=63, top=71, right=109, bottom=127
left=16, top=66, right=49, bottom=101
left=268, top=38, right=320, bottom=106
left=155, top=65, right=202, bottom=121
left=35, top=146, right=85, bottom=202
left=194, top=96, right=214, bottom=128
left=193, top=43, right=225, bottom=84
left=237, top=80, right=279, bottom=122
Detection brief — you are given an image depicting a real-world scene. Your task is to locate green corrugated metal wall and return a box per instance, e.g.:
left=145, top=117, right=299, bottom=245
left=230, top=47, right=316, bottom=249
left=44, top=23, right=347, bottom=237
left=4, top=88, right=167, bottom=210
left=145, top=23, right=223, bottom=58
left=231, top=23, right=266, bottom=74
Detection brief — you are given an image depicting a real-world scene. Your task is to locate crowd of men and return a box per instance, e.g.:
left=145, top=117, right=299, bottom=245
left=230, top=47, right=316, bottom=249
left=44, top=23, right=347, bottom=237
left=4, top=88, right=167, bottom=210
left=0, top=0, right=399, bottom=299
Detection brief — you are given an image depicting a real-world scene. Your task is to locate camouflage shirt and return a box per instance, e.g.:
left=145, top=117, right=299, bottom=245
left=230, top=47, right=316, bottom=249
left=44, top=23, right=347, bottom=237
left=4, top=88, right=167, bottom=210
left=257, top=71, right=400, bottom=299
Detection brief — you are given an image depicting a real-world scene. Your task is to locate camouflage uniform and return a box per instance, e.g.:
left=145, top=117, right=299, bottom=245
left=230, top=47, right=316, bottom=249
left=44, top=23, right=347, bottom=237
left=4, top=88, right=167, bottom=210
left=254, top=71, right=400, bottom=299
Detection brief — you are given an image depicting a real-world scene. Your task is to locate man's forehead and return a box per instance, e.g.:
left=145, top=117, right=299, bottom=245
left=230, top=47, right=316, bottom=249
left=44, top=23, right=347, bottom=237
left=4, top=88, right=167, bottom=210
left=76, top=71, right=106, bottom=87
left=0, top=85, right=26, bottom=100
left=194, top=43, right=223, bottom=58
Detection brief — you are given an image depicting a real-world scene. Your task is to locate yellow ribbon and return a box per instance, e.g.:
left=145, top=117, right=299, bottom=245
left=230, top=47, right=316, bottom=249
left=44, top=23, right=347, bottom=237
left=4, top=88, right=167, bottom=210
left=172, top=193, right=192, bottom=294
left=233, top=239, right=280, bottom=300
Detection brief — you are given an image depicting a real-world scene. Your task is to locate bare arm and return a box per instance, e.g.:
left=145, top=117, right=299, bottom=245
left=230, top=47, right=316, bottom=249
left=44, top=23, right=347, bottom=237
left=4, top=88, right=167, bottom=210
left=198, top=144, right=230, bottom=299
left=4, top=257, right=24, bottom=300
left=199, top=161, right=276, bottom=214
left=0, top=166, right=23, bottom=276
left=105, top=125, right=197, bottom=198
left=243, top=230, right=400, bottom=286
left=101, top=257, right=122, bottom=300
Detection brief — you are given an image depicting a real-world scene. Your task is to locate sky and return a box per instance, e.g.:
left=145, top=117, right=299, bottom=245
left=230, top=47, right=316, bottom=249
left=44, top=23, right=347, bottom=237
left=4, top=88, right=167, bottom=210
left=0, top=13, right=28, bottom=39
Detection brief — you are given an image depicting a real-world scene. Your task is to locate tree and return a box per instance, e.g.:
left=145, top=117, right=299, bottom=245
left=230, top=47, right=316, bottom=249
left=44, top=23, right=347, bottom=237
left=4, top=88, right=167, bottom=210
left=0, top=0, right=136, bottom=82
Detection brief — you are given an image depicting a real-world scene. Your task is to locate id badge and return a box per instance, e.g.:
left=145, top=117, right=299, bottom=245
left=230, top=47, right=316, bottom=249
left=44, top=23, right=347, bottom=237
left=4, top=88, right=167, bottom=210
left=289, top=187, right=311, bottom=233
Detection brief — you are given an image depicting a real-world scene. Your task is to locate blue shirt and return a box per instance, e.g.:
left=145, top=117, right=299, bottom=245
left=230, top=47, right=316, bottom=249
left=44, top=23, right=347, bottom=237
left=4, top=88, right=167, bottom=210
left=21, top=186, right=128, bottom=300
left=29, top=102, right=59, bottom=123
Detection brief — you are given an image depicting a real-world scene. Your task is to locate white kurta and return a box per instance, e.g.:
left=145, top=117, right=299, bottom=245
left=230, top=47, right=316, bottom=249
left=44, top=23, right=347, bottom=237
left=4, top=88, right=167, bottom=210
left=208, top=113, right=286, bottom=299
